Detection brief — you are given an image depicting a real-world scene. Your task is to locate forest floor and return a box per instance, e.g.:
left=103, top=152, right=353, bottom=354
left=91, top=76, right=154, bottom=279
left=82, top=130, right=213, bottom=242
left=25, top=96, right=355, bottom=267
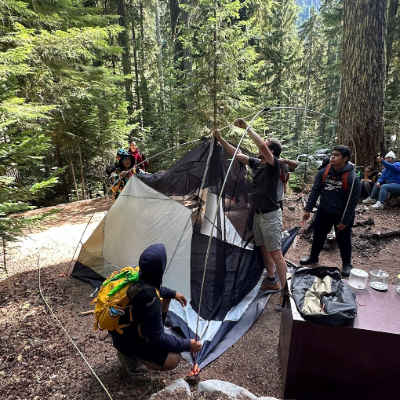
left=1, top=195, right=399, bottom=400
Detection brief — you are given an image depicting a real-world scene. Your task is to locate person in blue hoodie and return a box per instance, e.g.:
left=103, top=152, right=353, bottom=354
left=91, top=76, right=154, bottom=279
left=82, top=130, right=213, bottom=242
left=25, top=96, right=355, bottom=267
left=300, top=145, right=360, bottom=277
left=362, top=151, right=400, bottom=210
left=109, top=244, right=202, bottom=375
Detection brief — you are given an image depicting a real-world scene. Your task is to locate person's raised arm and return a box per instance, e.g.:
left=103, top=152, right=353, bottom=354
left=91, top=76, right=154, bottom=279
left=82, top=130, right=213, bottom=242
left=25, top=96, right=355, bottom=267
left=233, top=119, right=274, bottom=165
left=280, top=158, right=298, bottom=172
left=213, top=129, right=249, bottom=165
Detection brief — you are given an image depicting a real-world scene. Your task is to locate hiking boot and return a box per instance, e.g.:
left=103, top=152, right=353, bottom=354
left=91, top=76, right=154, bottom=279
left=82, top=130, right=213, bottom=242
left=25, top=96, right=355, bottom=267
left=362, top=197, right=376, bottom=204
left=300, top=255, right=319, bottom=265
left=341, top=264, right=353, bottom=277
left=117, top=351, right=147, bottom=376
left=371, top=201, right=384, bottom=210
left=260, top=277, right=280, bottom=291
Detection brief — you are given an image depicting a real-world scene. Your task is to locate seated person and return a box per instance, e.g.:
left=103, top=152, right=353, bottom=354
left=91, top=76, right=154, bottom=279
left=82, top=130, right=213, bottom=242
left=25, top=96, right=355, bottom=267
left=359, top=166, right=379, bottom=199
left=363, top=151, right=400, bottom=209
left=109, top=244, right=202, bottom=374
left=110, top=149, right=140, bottom=199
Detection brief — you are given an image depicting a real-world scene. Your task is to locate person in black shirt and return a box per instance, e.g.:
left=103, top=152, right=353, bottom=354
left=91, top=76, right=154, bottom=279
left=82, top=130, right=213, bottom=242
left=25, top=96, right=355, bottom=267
left=300, top=146, right=360, bottom=277
left=213, top=119, right=287, bottom=310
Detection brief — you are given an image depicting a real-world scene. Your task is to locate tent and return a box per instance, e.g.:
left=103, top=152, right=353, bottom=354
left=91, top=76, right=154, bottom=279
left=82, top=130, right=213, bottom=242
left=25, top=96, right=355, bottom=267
left=72, top=138, right=300, bottom=369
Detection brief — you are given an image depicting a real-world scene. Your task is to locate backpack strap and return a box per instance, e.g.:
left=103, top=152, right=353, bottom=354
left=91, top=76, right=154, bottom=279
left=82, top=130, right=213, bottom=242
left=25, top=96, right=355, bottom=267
left=342, top=171, right=350, bottom=192
left=280, top=163, right=290, bottom=193
left=322, top=164, right=350, bottom=192
left=321, top=164, right=331, bottom=185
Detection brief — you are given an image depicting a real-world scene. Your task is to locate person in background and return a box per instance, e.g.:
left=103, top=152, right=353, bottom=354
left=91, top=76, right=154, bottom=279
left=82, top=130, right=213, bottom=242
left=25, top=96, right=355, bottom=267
left=362, top=151, right=400, bottom=209
left=129, top=141, right=149, bottom=172
left=110, top=149, right=137, bottom=199
left=278, top=157, right=298, bottom=210
left=213, top=120, right=287, bottom=311
left=359, top=166, right=379, bottom=199
left=300, top=146, right=360, bottom=277
left=110, top=244, right=202, bottom=374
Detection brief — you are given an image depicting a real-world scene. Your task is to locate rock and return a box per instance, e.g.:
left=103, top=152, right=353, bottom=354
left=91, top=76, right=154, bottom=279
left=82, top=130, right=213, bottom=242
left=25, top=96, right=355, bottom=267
left=150, top=378, right=191, bottom=399
left=386, top=195, right=400, bottom=207
left=23, top=310, right=37, bottom=320
left=198, top=379, right=258, bottom=400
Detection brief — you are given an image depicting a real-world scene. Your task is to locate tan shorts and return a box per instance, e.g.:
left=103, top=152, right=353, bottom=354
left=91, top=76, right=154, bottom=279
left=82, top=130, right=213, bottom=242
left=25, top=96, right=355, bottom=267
left=253, top=208, right=282, bottom=251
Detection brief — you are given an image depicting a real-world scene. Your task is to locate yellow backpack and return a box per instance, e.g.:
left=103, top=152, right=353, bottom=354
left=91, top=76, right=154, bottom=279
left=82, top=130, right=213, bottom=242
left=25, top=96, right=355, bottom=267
left=93, top=266, right=140, bottom=334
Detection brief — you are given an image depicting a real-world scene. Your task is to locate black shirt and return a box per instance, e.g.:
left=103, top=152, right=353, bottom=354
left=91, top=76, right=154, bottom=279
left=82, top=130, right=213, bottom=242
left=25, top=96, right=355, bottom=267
left=248, top=156, right=280, bottom=212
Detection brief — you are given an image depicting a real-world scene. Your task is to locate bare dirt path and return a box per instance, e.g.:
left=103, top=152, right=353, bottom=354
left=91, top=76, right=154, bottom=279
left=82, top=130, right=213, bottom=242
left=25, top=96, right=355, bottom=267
left=0, top=196, right=399, bottom=399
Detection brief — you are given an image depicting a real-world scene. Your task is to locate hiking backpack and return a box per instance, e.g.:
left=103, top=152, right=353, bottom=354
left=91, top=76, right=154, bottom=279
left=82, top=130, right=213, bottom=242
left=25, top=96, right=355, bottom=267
left=280, top=163, right=290, bottom=193
left=93, top=266, right=140, bottom=334
left=321, top=164, right=350, bottom=191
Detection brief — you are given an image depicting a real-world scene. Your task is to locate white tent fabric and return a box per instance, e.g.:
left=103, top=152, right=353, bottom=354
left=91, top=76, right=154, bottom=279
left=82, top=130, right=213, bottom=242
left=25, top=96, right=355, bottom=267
left=169, top=275, right=263, bottom=343
left=200, top=191, right=252, bottom=249
left=87, top=176, right=194, bottom=298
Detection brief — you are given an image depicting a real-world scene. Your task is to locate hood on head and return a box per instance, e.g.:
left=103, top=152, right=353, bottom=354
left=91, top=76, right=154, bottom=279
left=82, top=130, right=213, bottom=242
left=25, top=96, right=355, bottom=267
left=115, top=148, right=135, bottom=170
left=139, top=244, right=167, bottom=288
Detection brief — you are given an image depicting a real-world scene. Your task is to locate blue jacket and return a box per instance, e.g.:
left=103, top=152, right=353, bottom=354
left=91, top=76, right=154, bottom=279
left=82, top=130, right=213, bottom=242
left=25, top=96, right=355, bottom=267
left=377, top=160, right=400, bottom=185
left=305, top=162, right=360, bottom=225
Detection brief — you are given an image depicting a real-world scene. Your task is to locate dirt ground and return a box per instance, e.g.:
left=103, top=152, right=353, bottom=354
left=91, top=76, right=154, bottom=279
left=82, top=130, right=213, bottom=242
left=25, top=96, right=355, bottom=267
left=1, top=195, right=399, bottom=400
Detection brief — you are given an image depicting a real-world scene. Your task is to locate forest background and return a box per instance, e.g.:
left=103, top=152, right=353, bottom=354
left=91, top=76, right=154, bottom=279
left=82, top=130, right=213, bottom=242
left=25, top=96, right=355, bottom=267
left=0, top=0, right=398, bottom=248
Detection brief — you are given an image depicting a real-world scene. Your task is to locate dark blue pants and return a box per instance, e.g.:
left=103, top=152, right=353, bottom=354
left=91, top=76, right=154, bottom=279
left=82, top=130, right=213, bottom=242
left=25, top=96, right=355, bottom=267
left=310, top=209, right=354, bottom=265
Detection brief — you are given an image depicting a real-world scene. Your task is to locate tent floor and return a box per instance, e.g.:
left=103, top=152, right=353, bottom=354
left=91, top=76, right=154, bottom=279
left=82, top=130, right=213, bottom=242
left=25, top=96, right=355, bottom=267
left=279, top=283, right=400, bottom=400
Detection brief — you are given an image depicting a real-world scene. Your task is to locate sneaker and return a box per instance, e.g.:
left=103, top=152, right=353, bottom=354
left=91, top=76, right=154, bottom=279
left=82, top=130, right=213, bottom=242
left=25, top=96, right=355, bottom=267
left=362, top=197, right=376, bottom=204
left=117, top=351, right=147, bottom=376
left=341, top=264, right=353, bottom=277
left=260, top=277, right=280, bottom=291
left=299, top=255, right=319, bottom=265
left=371, top=201, right=384, bottom=210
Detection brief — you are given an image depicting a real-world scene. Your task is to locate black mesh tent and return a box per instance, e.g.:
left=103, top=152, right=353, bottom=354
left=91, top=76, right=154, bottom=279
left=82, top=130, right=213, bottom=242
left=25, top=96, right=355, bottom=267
left=72, top=137, right=300, bottom=369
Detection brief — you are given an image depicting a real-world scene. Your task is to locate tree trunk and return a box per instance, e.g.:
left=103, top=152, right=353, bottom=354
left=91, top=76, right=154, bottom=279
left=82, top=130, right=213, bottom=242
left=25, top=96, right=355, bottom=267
left=170, top=0, right=192, bottom=75
left=386, top=0, right=399, bottom=76
left=213, top=6, right=218, bottom=128
left=338, top=0, right=387, bottom=167
left=68, top=150, right=79, bottom=201
left=129, top=3, right=141, bottom=118
left=118, top=0, right=134, bottom=116
left=155, top=0, right=165, bottom=111
left=77, top=140, right=86, bottom=200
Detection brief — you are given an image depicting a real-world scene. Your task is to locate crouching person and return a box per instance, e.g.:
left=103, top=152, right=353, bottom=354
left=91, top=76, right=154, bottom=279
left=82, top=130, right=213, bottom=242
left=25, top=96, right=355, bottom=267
left=109, top=244, right=202, bottom=375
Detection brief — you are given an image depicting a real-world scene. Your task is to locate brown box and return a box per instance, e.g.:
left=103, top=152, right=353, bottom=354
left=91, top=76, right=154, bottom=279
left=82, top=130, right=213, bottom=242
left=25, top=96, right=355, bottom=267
left=280, top=283, right=400, bottom=400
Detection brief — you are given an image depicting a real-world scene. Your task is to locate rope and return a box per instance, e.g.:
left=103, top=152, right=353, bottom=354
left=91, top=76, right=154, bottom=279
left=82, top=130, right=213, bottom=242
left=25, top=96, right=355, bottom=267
left=37, top=255, right=114, bottom=400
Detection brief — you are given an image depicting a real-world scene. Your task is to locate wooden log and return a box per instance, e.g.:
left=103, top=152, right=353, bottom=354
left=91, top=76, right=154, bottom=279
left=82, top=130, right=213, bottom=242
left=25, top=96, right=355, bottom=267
left=359, top=230, right=400, bottom=239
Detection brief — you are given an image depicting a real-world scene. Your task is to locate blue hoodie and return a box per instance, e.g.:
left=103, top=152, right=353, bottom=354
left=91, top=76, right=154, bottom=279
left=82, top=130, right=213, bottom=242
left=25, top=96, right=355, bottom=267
left=305, top=162, right=360, bottom=225
left=377, top=160, right=400, bottom=185
left=109, top=244, right=191, bottom=356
